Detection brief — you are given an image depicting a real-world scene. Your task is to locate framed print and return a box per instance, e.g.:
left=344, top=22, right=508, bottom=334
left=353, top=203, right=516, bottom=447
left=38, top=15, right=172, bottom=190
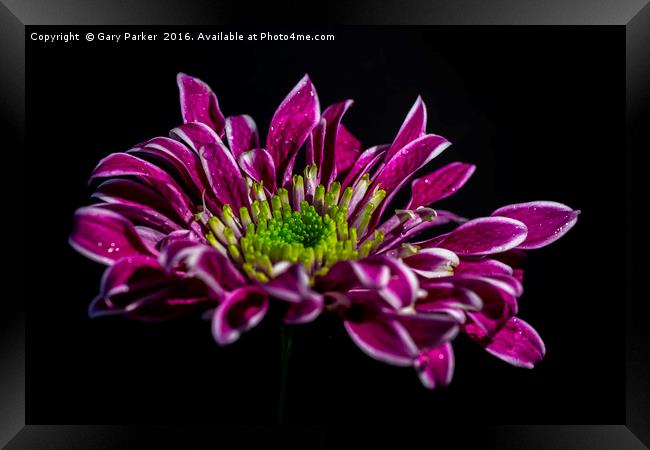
left=2, top=1, right=649, bottom=448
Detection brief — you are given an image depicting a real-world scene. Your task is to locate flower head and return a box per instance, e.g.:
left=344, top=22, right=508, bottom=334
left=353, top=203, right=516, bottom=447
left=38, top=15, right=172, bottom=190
left=70, top=74, right=579, bottom=388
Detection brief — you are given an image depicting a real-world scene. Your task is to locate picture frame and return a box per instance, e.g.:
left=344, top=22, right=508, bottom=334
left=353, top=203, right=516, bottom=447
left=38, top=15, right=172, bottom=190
left=2, top=1, right=648, bottom=448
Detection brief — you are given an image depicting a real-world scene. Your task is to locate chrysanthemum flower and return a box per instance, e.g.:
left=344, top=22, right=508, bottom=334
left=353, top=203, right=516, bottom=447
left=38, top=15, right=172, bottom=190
left=70, top=74, right=579, bottom=389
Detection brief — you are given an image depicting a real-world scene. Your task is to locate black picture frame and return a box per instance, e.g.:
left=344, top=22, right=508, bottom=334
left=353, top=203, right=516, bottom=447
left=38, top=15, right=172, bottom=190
left=2, top=1, right=648, bottom=448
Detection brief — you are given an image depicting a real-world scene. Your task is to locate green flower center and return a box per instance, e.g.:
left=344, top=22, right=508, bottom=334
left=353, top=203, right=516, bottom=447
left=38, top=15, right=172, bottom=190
left=202, top=169, right=386, bottom=282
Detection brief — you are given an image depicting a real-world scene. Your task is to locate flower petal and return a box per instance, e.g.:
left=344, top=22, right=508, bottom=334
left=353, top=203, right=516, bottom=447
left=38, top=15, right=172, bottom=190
left=367, top=135, right=450, bottom=233
left=314, top=259, right=389, bottom=293
left=375, top=134, right=451, bottom=196
left=70, top=206, right=154, bottom=265
left=200, top=142, right=248, bottom=211
left=384, top=309, right=460, bottom=350
left=89, top=254, right=213, bottom=321
left=170, top=122, right=222, bottom=154
left=454, top=275, right=520, bottom=339
left=212, top=286, right=269, bottom=345
left=92, top=179, right=185, bottom=225
left=420, top=217, right=528, bottom=256
left=415, top=343, right=455, bottom=389
left=335, top=124, right=362, bottom=174
left=385, top=96, right=427, bottom=162
left=93, top=202, right=182, bottom=235
left=177, top=73, right=226, bottom=135
left=378, top=209, right=462, bottom=254
left=341, top=145, right=387, bottom=191
left=306, top=118, right=326, bottom=169
left=319, top=100, right=353, bottom=188
left=416, top=284, right=483, bottom=314
left=225, top=114, right=260, bottom=159
left=344, top=316, right=416, bottom=366
left=492, top=201, right=579, bottom=249
left=128, top=136, right=209, bottom=197
left=484, top=317, right=546, bottom=368
left=404, top=248, right=459, bottom=278
left=98, top=255, right=162, bottom=299
left=89, top=153, right=195, bottom=223
left=351, top=260, right=392, bottom=289
left=238, top=148, right=277, bottom=193
left=377, top=257, right=419, bottom=310
left=283, top=294, right=323, bottom=325
left=134, top=226, right=166, bottom=254
left=90, top=256, right=167, bottom=317
left=177, top=244, right=247, bottom=298
left=266, top=75, right=320, bottom=187
left=262, top=263, right=313, bottom=303
left=407, top=162, right=476, bottom=209
left=262, top=263, right=324, bottom=323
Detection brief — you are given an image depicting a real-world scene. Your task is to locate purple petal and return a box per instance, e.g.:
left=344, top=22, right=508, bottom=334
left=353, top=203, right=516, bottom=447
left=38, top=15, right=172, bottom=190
left=93, top=202, right=182, bottom=235
left=134, top=226, right=167, bottom=254
left=92, top=179, right=185, bottom=224
left=375, top=134, right=450, bottom=196
left=170, top=122, right=222, bottom=154
left=89, top=153, right=195, bottom=223
left=124, top=286, right=212, bottom=321
left=262, top=263, right=324, bottom=323
left=177, top=73, right=226, bottom=135
left=266, top=75, right=320, bottom=187
left=492, top=201, right=580, bottom=249
left=404, top=248, right=459, bottom=278
left=262, top=263, right=312, bottom=303
left=351, top=260, right=391, bottom=289
left=90, top=251, right=214, bottom=321
left=455, top=275, right=520, bottom=339
left=99, top=255, right=162, bottom=298
left=212, top=286, right=269, bottom=345
left=366, top=135, right=450, bottom=234
left=484, top=317, right=546, bottom=368
left=415, top=343, right=455, bottom=389
left=200, top=142, right=248, bottom=211
left=376, top=257, right=419, bottom=310
left=157, top=231, right=202, bottom=252
left=70, top=206, right=154, bottom=265
left=455, top=258, right=513, bottom=277
left=378, top=210, right=460, bottom=254
left=314, top=259, right=389, bottom=293
left=385, top=96, right=427, bottom=162
left=421, top=275, right=519, bottom=336
left=420, top=217, right=528, bottom=256
left=407, top=162, right=476, bottom=209
left=306, top=118, right=326, bottom=169
left=283, top=294, right=323, bottom=325
left=416, top=284, right=483, bottom=314
left=341, top=145, right=388, bottom=191
left=177, top=245, right=247, bottom=298
left=128, top=136, right=209, bottom=197
left=90, top=256, right=167, bottom=318
left=335, top=124, right=362, bottom=174
left=319, top=100, right=353, bottom=188
left=238, top=148, right=277, bottom=193
left=384, top=309, right=460, bottom=350
left=344, top=316, right=417, bottom=366
left=225, top=115, right=260, bottom=159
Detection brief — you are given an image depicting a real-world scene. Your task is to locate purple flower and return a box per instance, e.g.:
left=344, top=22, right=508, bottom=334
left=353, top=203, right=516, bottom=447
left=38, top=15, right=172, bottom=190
left=70, top=74, right=579, bottom=389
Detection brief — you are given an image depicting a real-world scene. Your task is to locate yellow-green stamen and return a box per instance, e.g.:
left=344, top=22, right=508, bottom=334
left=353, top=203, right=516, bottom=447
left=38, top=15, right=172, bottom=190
left=205, top=181, right=386, bottom=281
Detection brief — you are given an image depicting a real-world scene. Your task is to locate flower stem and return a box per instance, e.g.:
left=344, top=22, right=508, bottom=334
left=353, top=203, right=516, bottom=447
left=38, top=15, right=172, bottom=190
left=278, top=324, right=293, bottom=424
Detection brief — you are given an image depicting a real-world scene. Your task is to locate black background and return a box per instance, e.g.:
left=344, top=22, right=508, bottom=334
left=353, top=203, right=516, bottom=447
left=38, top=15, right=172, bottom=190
left=26, top=26, right=624, bottom=425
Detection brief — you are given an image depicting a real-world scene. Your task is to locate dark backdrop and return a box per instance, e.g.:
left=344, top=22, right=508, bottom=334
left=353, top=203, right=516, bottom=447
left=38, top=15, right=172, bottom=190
left=26, top=26, right=624, bottom=425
